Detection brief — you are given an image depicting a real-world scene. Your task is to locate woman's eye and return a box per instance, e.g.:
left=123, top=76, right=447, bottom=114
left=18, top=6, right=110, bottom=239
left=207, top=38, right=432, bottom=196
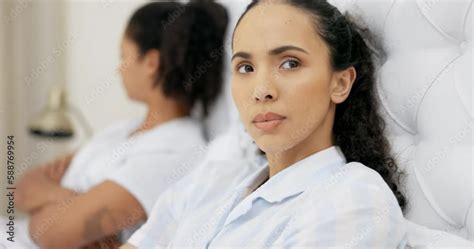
left=280, top=59, right=300, bottom=70
left=237, top=64, right=254, bottom=74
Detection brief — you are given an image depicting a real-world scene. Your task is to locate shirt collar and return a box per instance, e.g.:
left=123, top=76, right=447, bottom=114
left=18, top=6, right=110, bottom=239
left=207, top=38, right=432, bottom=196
left=223, top=146, right=347, bottom=228
left=249, top=146, right=347, bottom=203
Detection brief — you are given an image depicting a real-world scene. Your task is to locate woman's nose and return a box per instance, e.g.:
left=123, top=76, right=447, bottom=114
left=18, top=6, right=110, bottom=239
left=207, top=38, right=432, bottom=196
left=253, top=83, right=278, bottom=102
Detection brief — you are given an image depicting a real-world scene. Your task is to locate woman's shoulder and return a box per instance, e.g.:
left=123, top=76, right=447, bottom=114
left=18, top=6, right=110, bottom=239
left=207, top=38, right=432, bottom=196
left=283, top=161, right=407, bottom=246
left=131, top=117, right=206, bottom=154
left=304, top=161, right=402, bottom=210
left=332, top=161, right=395, bottom=192
left=91, top=117, right=141, bottom=140
left=350, top=162, right=400, bottom=199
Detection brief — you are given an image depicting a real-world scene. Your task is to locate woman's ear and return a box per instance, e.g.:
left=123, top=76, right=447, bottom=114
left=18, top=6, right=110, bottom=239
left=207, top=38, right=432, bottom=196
left=330, top=66, right=356, bottom=104
left=144, top=49, right=160, bottom=77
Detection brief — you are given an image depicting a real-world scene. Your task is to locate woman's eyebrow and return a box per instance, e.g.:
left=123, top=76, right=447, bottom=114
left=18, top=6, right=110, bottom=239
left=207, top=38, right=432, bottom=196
left=269, top=45, right=309, bottom=55
left=231, top=52, right=251, bottom=62
left=231, top=45, right=309, bottom=62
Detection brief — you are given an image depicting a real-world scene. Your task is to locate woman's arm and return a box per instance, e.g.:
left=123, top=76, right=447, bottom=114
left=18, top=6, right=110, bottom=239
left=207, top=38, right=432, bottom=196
left=28, top=180, right=146, bottom=249
left=16, top=153, right=75, bottom=213
left=120, top=243, right=137, bottom=249
left=43, top=152, right=75, bottom=183
left=83, top=235, right=121, bottom=249
left=16, top=166, right=76, bottom=213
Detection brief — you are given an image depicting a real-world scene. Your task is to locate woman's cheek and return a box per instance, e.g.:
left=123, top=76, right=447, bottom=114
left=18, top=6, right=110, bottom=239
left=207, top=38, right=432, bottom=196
left=289, top=86, right=329, bottom=136
left=233, top=85, right=251, bottom=123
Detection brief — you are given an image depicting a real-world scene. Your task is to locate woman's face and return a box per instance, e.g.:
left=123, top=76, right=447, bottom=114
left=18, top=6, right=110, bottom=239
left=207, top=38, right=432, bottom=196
left=119, top=36, right=155, bottom=102
left=232, top=3, right=352, bottom=154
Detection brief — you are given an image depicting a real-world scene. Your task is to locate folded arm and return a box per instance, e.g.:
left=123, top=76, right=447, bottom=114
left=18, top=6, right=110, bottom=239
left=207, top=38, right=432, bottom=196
left=17, top=153, right=75, bottom=213
left=28, top=180, right=146, bottom=249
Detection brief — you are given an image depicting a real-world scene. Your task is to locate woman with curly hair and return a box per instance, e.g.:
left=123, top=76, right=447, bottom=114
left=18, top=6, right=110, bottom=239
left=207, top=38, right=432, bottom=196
left=123, top=0, right=407, bottom=247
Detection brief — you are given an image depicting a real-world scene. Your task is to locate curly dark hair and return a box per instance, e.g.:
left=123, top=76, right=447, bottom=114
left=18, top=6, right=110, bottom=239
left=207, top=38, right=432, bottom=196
left=125, top=0, right=228, bottom=117
left=235, top=0, right=406, bottom=211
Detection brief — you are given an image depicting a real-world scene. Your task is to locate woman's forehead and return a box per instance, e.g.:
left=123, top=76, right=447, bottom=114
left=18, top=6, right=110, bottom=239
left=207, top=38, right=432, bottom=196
left=232, top=3, right=321, bottom=55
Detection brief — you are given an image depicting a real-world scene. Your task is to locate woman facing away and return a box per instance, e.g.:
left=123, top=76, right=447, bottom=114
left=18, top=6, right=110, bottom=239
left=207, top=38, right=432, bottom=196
left=13, top=1, right=228, bottom=248
left=121, top=0, right=407, bottom=248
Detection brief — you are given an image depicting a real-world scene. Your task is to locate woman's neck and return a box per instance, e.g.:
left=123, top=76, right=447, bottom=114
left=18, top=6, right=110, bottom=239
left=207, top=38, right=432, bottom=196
left=265, top=111, right=335, bottom=178
left=130, top=98, right=190, bottom=137
left=266, top=139, right=333, bottom=178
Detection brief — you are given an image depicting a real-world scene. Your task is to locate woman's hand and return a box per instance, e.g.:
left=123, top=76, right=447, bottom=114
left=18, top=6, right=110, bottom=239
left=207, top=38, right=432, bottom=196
left=16, top=153, right=76, bottom=213
left=44, top=153, right=75, bottom=183
left=82, top=235, right=120, bottom=249
left=28, top=181, right=146, bottom=249
left=16, top=164, right=48, bottom=212
left=16, top=169, right=77, bottom=213
left=119, top=243, right=136, bottom=249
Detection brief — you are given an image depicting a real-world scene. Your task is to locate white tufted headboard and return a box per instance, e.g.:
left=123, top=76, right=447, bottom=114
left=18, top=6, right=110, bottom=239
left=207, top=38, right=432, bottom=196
left=331, top=0, right=473, bottom=244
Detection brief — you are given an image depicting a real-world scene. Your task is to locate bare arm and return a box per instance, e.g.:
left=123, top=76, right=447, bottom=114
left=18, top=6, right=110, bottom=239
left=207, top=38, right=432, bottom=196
left=28, top=180, right=146, bottom=249
left=16, top=153, right=75, bottom=213
left=43, top=152, right=75, bottom=183
left=82, top=234, right=121, bottom=249
left=120, top=243, right=137, bottom=249
left=16, top=162, right=77, bottom=213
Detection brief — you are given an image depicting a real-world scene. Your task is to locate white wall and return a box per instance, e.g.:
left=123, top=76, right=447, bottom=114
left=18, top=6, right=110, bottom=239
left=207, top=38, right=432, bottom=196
left=65, top=1, right=147, bottom=134
left=0, top=0, right=69, bottom=217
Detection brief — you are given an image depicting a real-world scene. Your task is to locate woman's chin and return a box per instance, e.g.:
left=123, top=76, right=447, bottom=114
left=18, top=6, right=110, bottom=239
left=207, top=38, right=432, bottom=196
left=254, top=138, right=291, bottom=155
left=125, top=92, right=144, bottom=102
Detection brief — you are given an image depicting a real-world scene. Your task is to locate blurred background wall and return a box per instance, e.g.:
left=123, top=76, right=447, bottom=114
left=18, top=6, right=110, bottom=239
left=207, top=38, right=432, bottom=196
left=1, top=0, right=70, bottom=217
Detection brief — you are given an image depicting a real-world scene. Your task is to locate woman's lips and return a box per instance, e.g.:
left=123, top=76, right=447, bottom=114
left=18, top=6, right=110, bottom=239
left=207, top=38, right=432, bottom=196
left=252, top=112, right=286, bottom=132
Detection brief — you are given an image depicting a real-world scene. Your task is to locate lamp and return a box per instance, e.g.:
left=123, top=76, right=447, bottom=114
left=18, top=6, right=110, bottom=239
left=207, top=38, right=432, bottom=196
left=29, top=86, right=92, bottom=139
